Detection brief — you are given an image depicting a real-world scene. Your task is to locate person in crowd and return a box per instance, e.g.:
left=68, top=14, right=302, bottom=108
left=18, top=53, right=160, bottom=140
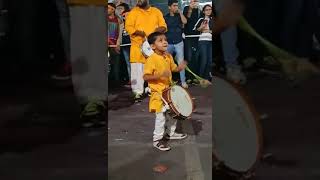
left=183, top=0, right=200, bottom=82
left=117, top=3, right=131, bottom=85
left=108, top=2, right=123, bottom=86
left=164, top=0, right=188, bottom=88
left=215, top=0, right=246, bottom=84
left=193, top=4, right=213, bottom=80
left=125, top=0, right=167, bottom=102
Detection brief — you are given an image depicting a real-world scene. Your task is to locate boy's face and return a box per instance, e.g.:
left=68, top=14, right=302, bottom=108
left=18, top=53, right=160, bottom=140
left=151, top=35, right=168, bottom=52
left=169, top=3, right=179, bottom=13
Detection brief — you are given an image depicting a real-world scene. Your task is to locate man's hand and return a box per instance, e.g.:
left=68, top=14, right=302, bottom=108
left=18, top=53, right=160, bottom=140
left=115, top=45, right=121, bottom=54
left=154, top=26, right=167, bottom=33
left=133, top=30, right=146, bottom=37
left=189, top=1, right=197, bottom=9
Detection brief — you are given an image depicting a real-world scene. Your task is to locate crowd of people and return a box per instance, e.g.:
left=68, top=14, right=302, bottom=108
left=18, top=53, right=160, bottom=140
left=108, top=0, right=219, bottom=98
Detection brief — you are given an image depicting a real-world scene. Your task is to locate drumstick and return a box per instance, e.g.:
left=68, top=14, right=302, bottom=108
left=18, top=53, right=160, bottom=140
left=185, top=66, right=212, bottom=88
left=238, top=17, right=320, bottom=79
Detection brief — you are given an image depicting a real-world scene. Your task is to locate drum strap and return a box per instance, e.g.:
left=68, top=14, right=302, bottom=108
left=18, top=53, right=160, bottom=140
left=157, top=92, right=170, bottom=110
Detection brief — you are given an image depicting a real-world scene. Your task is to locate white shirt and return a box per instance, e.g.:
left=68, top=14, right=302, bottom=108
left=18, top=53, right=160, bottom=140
left=193, top=17, right=212, bottom=41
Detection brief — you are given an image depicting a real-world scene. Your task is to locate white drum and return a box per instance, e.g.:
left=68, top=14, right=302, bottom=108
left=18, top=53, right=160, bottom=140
left=141, top=40, right=154, bottom=58
left=162, top=85, right=194, bottom=118
left=212, top=76, right=262, bottom=174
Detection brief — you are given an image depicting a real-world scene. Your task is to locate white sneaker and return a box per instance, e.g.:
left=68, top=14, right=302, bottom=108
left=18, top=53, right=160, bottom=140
left=153, top=140, right=171, bottom=151
left=181, top=82, right=188, bottom=88
left=165, top=133, right=187, bottom=140
left=226, top=64, right=247, bottom=84
left=144, top=87, right=151, bottom=96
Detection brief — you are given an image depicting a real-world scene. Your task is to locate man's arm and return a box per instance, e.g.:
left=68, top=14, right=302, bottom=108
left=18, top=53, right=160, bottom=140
left=155, top=9, right=167, bottom=33
left=117, top=19, right=123, bottom=46
left=125, top=10, right=137, bottom=35
left=178, top=9, right=187, bottom=24
left=186, top=7, right=193, bottom=18
left=143, top=71, right=171, bottom=81
left=125, top=11, right=146, bottom=37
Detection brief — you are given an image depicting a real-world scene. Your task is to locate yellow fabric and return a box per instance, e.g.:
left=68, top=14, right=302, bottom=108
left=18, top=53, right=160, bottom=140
left=143, top=53, right=178, bottom=113
left=67, top=0, right=107, bottom=6
left=125, top=7, right=167, bottom=63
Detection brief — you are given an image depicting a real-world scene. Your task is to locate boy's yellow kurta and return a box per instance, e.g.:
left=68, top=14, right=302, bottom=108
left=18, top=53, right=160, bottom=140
left=143, top=53, right=178, bottom=113
left=125, top=7, right=167, bottom=64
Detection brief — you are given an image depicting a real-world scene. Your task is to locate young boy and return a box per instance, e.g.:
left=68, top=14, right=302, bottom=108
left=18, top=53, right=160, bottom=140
left=143, top=32, right=188, bottom=151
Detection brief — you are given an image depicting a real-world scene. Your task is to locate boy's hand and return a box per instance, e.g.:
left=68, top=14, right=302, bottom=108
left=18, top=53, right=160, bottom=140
left=161, top=70, right=171, bottom=78
left=178, top=61, right=188, bottom=71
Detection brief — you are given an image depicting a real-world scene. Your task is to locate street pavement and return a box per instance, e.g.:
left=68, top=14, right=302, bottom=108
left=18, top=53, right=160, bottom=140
left=0, top=83, right=107, bottom=180
left=1, top=73, right=320, bottom=180
left=108, top=85, right=213, bottom=180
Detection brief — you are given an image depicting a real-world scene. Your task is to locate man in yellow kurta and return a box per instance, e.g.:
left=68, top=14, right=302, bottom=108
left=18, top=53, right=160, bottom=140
left=143, top=32, right=187, bottom=151
left=125, top=0, right=167, bottom=101
left=67, top=0, right=108, bottom=127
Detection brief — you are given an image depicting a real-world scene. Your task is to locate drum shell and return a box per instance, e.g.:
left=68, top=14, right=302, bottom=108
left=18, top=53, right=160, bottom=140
left=162, top=86, right=195, bottom=119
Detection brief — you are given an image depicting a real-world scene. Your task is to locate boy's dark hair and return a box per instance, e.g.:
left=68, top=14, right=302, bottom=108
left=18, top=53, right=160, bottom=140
left=117, top=3, right=130, bottom=13
left=168, top=0, right=178, bottom=6
left=148, top=31, right=165, bottom=45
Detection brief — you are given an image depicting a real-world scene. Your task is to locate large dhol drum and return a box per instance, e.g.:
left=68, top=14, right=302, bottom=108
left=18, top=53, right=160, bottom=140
left=212, top=76, right=263, bottom=179
left=162, top=85, right=194, bottom=119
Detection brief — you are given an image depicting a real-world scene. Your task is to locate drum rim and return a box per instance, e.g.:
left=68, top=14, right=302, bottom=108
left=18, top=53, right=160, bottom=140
left=212, top=75, right=263, bottom=173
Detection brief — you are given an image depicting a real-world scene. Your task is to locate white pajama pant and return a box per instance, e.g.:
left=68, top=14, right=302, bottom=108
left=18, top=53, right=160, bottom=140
left=153, top=107, right=177, bottom=142
left=130, top=63, right=145, bottom=95
left=69, top=6, right=108, bottom=104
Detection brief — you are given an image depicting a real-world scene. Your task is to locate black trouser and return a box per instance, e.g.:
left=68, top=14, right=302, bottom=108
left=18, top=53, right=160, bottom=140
left=184, top=37, right=199, bottom=80
left=8, top=0, right=60, bottom=77
left=108, top=48, right=121, bottom=83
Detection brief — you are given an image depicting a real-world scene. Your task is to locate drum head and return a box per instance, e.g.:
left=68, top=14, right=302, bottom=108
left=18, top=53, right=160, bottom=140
left=212, top=76, right=262, bottom=172
left=170, top=85, right=193, bottom=117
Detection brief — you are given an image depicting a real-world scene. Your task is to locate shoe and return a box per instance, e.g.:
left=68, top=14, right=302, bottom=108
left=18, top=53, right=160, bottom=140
left=165, top=133, right=187, bottom=140
left=80, top=100, right=106, bottom=128
left=51, top=62, right=71, bottom=80
left=134, top=93, right=143, bottom=103
left=124, top=81, right=131, bottom=88
left=153, top=140, right=171, bottom=151
left=226, top=64, right=246, bottom=84
left=181, top=82, right=188, bottom=88
left=144, top=87, right=151, bottom=96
